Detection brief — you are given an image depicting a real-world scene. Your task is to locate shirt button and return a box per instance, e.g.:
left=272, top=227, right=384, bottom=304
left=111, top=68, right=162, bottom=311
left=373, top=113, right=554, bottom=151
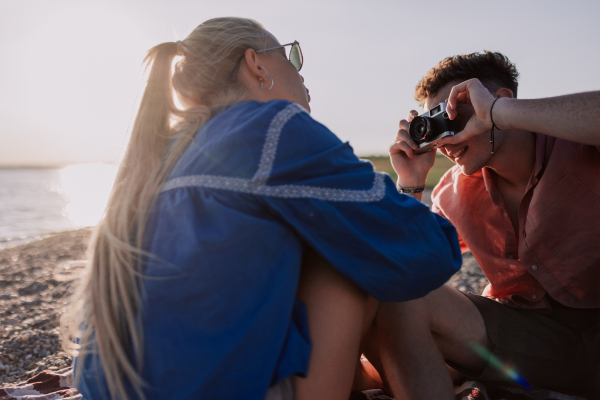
left=531, top=265, right=538, bottom=271
left=532, top=295, right=537, bottom=300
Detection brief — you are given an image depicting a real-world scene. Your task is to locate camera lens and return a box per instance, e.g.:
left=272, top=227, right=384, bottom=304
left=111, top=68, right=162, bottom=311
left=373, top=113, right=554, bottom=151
left=409, top=116, right=432, bottom=142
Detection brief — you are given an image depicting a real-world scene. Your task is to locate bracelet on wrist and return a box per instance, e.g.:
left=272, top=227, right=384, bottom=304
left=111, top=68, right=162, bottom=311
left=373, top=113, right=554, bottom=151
left=489, top=97, right=502, bottom=155
left=397, top=184, right=425, bottom=194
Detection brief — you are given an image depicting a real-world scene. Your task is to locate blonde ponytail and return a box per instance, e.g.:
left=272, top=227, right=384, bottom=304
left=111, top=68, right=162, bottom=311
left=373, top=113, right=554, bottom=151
left=62, top=17, right=266, bottom=400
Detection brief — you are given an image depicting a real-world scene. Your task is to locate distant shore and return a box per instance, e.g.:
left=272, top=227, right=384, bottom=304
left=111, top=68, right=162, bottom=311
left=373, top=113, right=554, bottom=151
left=0, top=227, right=486, bottom=386
left=0, top=232, right=69, bottom=251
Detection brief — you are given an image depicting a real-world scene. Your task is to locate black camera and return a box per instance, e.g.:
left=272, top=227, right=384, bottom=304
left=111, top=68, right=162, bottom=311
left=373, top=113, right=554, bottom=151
left=408, top=102, right=457, bottom=154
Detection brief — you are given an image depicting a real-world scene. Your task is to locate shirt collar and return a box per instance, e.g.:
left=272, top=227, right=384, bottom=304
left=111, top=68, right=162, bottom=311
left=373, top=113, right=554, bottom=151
left=482, top=133, right=545, bottom=204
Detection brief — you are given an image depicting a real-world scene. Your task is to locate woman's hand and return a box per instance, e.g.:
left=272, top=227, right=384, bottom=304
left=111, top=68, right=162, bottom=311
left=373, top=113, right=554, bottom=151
left=389, top=111, right=436, bottom=189
left=439, top=78, right=497, bottom=146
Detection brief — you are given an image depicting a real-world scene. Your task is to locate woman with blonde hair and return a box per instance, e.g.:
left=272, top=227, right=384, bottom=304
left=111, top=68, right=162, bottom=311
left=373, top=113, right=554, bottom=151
left=63, top=17, right=461, bottom=400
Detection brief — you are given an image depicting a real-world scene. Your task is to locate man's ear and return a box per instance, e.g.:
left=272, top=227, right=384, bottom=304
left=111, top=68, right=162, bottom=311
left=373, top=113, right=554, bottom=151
left=242, top=48, right=268, bottom=80
left=494, top=88, right=514, bottom=99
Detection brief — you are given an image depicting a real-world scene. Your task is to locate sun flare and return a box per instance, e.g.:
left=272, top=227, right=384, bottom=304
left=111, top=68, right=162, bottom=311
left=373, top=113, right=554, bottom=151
left=59, top=163, right=118, bottom=227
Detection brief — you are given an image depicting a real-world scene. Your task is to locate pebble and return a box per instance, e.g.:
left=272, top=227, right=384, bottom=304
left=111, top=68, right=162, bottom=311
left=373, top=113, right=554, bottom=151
left=0, top=229, right=90, bottom=388
left=447, top=252, right=489, bottom=295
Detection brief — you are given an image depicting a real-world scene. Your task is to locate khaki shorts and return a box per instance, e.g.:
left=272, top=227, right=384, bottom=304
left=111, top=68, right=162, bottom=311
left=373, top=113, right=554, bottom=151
left=451, top=293, right=600, bottom=398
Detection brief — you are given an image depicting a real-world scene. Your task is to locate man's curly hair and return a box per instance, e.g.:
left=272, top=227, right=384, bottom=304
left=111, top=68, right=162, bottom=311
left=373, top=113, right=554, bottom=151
left=415, top=51, right=519, bottom=107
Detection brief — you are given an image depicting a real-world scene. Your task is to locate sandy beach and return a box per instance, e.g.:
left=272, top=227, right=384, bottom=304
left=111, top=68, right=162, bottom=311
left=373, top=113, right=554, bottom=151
left=0, top=228, right=488, bottom=387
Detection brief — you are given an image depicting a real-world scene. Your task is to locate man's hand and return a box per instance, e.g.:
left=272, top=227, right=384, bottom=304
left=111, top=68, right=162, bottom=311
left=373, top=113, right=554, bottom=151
left=438, top=79, right=496, bottom=146
left=441, top=78, right=600, bottom=147
left=389, top=111, right=436, bottom=194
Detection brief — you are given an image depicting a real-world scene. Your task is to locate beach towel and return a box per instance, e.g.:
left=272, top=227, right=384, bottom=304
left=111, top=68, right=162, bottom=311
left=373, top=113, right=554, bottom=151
left=1, top=368, right=590, bottom=400
left=352, top=381, right=590, bottom=400
left=0, top=368, right=80, bottom=400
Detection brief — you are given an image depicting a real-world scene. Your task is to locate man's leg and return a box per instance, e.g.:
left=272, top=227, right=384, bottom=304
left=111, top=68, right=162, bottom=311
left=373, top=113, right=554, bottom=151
left=362, top=285, right=492, bottom=400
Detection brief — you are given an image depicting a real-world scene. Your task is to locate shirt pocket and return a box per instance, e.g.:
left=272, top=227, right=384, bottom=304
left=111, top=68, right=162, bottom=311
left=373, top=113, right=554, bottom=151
left=526, top=172, right=600, bottom=262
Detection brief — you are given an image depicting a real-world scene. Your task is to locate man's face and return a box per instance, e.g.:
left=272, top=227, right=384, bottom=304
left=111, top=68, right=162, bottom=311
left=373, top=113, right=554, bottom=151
left=424, top=82, right=494, bottom=176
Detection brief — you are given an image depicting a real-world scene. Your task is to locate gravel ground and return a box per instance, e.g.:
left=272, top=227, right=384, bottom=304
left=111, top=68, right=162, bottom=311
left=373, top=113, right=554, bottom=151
left=0, top=229, right=91, bottom=386
left=0, top=225, right=488, bottom=387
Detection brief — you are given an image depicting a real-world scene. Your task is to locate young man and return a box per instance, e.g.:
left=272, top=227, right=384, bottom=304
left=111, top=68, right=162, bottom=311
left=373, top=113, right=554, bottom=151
left=365, top=52, right=600, bottom=399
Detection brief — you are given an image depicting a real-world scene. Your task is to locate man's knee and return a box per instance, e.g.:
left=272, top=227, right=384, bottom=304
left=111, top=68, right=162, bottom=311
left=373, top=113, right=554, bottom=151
left=375, top=285, right=467, bottom=323
left=374, top=285, right=489, bottom=351
left=372, top=285, right=491, bottom=375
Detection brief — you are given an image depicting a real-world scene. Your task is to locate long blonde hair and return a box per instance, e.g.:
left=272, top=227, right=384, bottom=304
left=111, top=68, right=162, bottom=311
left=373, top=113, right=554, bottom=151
left=62, top=17, right=267, bottom=400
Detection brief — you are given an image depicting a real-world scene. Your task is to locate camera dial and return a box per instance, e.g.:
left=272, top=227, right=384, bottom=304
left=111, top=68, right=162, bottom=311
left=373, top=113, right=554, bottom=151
left=408, top=116, right=433, bottom=143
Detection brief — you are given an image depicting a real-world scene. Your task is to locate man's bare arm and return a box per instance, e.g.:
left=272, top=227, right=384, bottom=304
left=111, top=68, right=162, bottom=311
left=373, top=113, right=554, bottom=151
left=443, top=79, right=600, bottom=146
left=494, top=91, right=600, bottom=146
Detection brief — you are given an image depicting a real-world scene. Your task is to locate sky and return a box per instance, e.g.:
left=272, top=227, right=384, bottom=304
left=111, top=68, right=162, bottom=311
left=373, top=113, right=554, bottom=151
left=1, top=0, right=599, bottom=166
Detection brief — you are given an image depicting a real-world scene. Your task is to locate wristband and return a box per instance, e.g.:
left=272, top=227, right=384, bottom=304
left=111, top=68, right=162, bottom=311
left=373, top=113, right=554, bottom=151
left=397, top=184, right=425, bottom=194
left=489, top=98, right=501, bottom=155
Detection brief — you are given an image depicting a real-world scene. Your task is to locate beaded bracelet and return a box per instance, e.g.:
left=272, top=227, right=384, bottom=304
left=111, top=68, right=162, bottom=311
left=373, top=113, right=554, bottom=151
left=397, top=184, right=426, bottom=194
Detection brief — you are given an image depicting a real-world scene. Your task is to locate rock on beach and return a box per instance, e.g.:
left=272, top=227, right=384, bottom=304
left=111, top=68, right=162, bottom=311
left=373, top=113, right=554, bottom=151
left=0, top=228, right=91, bottom=386
left=0, top=226, right=487, bottom=387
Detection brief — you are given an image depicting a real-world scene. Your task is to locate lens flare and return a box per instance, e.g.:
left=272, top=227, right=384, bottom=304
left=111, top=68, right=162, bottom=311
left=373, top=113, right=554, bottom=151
left=468, top=341, right=530, bottom=388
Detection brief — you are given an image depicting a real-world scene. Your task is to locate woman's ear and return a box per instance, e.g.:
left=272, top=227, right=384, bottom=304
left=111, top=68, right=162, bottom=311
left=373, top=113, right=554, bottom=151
left=495, top=88, right=514, bottom=99
left=242, top=48, right=268, bottom=81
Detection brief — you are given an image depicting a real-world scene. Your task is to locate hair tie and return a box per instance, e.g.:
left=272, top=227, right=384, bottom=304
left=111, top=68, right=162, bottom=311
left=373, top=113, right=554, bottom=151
left=175, top=41, right=184, bottom=56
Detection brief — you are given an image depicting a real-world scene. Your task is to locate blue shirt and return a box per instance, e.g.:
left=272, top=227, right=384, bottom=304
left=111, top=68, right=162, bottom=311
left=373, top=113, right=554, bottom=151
left=76, top=100, right=461, bottom=399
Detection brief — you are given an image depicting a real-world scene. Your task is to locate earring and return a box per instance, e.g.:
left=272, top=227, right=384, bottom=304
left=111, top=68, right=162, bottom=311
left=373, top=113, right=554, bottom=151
left=260, top=76, right=275, bottom=91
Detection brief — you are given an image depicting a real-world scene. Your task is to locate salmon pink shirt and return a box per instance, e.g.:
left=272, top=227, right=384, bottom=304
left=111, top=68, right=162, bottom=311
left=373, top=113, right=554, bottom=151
left=432, top=134, right=600, bottom=310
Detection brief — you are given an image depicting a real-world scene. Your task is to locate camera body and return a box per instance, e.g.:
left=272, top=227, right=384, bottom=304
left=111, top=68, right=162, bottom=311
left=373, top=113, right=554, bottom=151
left=408, top=102, right=457, bottom=154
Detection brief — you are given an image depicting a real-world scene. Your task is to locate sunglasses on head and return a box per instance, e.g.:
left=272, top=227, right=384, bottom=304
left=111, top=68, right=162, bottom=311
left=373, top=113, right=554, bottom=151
left=229, top=41, right=303, bottom=81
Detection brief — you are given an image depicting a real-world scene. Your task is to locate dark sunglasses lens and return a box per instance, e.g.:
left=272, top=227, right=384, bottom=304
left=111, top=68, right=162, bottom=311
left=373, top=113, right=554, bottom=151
left=289, top=43, right=302, bottom=71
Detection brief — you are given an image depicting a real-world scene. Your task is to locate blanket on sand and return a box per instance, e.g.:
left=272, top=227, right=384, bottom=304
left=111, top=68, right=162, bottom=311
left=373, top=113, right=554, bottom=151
left=352, top=383, right=590, bottom=400
left=0, top=368, right=589, bottom=400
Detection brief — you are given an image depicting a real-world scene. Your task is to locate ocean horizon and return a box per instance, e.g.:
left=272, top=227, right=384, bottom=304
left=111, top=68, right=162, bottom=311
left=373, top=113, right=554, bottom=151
left=0, top=163, right=118, bottom=250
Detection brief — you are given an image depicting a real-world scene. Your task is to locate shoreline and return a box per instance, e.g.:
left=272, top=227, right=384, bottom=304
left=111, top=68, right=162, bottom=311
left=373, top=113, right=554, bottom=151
left=0, top=231, right=84, bottom=252
left=0, top=227, right=486, bottom=387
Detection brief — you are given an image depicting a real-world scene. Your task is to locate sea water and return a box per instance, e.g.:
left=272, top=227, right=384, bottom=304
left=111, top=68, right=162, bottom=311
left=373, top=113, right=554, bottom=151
left=0, top=164, right=118, bottom=249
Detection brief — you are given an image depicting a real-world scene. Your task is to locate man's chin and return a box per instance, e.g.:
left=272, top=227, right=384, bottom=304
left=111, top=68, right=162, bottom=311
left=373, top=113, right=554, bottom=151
left=441, top=153, right=481, bottom=176
left=458, top=164, right=480, bottom=176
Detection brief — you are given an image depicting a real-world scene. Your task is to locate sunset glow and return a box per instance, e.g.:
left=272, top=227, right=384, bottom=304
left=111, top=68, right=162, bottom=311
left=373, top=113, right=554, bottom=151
left=58, top=163, right=118, bottom=227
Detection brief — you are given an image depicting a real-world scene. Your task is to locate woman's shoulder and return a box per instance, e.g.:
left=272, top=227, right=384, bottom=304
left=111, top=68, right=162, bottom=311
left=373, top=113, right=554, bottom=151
left=166, top=99, right=344, bottom=183
left=215, top=99, right=307, bottom=124
left=204, top=99, right=342, bottom=163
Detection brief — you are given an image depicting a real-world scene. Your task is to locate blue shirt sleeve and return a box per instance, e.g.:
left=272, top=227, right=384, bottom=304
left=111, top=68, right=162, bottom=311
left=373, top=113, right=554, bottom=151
left=73, top=100, right=461, bottom=400
left=260, top=107, right=462, bottom=302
